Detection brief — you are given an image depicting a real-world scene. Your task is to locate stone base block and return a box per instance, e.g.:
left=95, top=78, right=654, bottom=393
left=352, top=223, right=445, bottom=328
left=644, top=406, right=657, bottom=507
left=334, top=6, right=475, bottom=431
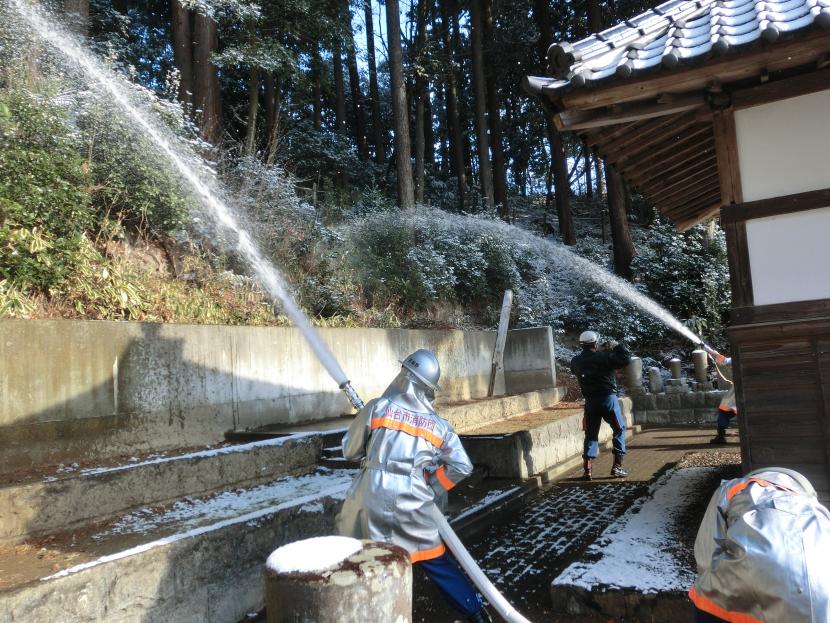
left=265, top=541, right=411, bottom=623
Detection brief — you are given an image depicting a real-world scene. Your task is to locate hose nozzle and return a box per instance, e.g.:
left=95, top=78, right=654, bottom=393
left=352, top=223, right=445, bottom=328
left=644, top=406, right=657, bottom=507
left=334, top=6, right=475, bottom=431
left=339, top=380, right=365, bottom=411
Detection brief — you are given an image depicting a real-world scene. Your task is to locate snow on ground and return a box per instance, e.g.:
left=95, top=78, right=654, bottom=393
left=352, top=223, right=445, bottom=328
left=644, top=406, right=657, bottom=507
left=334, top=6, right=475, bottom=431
left=93, top=467, right=356, bottom=539
left=266, top=536, right=363, bottom=573
left=553, top=467, right=717, bottom=593
left=41, top=468, right=354, bottom=581
left=77, top=433, right=317, bottom=477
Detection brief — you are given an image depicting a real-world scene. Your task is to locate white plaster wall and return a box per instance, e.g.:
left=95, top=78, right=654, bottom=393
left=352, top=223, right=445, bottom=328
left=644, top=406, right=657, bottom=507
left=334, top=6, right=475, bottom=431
left=735, top=90, right=830, bottom=305
left=735, top=90, right=830, bottom=202
left=745, top=206, right=830, bottom=306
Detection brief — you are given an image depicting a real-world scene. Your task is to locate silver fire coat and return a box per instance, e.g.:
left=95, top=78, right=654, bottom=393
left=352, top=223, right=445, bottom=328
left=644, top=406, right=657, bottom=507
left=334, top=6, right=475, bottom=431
left=689, top=470, right=830, bottom=623
left=714, top=356, right=736, bottom=413
left=335, top=370, right=473, bottom=562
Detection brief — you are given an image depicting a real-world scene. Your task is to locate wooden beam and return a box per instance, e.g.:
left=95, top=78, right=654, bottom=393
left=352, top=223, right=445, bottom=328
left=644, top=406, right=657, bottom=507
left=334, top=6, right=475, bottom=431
left=731, top=298, right=830, bottom=326
left=635, top=148, right=716, bottom=189
left=619, top=126, right=713, bottom=178
left=598, top=115, right=692, bottom=162
left=605, top=113, right=704, bottom=165
left=638, top=155, right=717, bottom=195
left=721, top=187, right=830, bottom=224
left=649, top=172, right=719, bottom=205
left=662, top=188, right=721, bottom=214
left=722, top=218, right=753, bottom=307
left=583, top=119, right=647, bottom=149
left=733, top=67, right=830, bottom=110
left=653, top=180, right=720, bottom=213
left=555, top=30, right=830, bottom=112
left=554, top=95, right=705, bottom=131
left=712, top=109, right=743, bottom=206
left=674, top=202, right=722, bottom=232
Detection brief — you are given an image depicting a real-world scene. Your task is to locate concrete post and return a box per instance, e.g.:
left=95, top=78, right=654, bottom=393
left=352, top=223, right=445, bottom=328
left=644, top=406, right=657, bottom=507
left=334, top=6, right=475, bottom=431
left=669, top=358, right=682, bottom=380
left=626, top=356, right=643, bottom=394
left=266, top=540, right=412, bottom=623
left=692, top=350, right=708, bottom=383
left=648, top=367, right=663, bottom=394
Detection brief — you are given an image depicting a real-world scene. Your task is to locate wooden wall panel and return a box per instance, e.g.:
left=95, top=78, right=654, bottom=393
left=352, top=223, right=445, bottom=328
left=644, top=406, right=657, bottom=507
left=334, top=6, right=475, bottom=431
left=731, top=317, right=830, bottom=503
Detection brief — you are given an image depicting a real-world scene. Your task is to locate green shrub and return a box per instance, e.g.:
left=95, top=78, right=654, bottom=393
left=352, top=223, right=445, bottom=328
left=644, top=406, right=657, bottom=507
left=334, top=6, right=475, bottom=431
left=0, top=90, right=92, bottom=292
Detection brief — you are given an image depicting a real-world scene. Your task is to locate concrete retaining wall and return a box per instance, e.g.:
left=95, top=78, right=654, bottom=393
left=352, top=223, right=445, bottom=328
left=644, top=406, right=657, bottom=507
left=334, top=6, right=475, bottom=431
left=2, top=319, right=561, bottom=470
left=632, top=391, right=726, bottom=426
left=464, top=398, right=633, bottom=478
left=441, top=387, right=563, bottom=434
left=503, top=327, right=556, bottom=395
left=0, top=434, right=321, bottom=544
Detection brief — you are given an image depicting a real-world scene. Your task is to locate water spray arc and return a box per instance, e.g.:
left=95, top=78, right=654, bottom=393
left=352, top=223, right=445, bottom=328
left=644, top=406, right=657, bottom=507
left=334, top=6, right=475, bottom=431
left=10, top=3, right=528, bottom=618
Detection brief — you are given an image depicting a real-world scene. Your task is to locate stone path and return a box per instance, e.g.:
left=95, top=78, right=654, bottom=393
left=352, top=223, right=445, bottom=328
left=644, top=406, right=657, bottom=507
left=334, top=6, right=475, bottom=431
left=413, top=427, right=740, bottom=622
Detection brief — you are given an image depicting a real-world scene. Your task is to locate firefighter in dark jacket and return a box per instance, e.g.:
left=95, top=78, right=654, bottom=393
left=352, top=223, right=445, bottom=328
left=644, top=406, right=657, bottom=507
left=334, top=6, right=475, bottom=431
left=570, top=330, right=632, bottom=480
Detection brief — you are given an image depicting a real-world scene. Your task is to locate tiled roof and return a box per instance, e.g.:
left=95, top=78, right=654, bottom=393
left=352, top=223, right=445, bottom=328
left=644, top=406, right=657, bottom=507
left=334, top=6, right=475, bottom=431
left=540, top=0, right=830, bottom=91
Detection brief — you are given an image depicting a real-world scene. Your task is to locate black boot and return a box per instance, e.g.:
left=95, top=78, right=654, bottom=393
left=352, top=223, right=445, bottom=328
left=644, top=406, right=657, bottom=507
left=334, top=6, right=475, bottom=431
left=709, top=427, right=727, bottom=444
left=467, top=608, right=493, bottom=623
left=583, top=458, right=593, bottom=481
left=610, top=455, right=628, bottom=478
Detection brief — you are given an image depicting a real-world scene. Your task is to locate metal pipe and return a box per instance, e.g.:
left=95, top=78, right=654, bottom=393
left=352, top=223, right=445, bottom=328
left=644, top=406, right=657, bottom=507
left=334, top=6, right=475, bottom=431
left=339, top=381, right=365, bottom=411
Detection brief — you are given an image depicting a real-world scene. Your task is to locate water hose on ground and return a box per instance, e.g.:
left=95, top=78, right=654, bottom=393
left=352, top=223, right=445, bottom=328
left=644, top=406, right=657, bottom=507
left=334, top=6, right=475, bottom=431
left=431, top=506, right=534, bottom=623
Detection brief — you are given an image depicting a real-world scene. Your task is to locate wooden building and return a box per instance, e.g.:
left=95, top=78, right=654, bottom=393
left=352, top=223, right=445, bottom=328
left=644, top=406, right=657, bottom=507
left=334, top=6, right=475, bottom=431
left=526, top=0, right=830, bottom=499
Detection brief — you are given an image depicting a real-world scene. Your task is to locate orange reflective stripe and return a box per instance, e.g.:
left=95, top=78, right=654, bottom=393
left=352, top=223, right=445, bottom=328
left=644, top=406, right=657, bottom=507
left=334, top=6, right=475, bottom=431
left=688, top=586, right=764, bottom=623
left=725, top=477, right=797, bottom=502
left=410, top=543, right=446, bottom=563
left=715, top=354, right=727, bottom=365
left=718, top=405, right=737, bottom=413
left=435, top=466, right=455, bottom=491
left=370, top=417, right=443, bottom=448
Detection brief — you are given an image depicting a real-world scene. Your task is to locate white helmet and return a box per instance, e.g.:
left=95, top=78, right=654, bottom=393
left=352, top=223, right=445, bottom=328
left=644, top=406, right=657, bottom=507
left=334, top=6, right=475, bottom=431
left=400, top=349, right=441, bottom=392
left=579, top=330, right=599, bottom=346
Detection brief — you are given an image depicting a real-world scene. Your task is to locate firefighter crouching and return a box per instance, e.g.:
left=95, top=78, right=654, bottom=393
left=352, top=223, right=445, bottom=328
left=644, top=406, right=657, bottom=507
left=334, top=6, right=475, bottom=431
left=336, top=349, right=492, bottom=623
left=689, top=467, right=830, bottom=623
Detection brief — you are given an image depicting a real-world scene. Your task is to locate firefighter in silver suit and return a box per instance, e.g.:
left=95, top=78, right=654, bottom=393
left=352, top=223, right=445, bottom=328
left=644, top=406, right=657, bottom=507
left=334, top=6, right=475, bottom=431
left=689, top=467, right=830, bottom=623
left=336, top=349, right=492, bottom=623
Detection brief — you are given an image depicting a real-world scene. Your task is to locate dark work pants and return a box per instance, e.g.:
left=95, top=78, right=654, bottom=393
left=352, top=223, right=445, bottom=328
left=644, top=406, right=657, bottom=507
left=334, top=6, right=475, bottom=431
left=582, top=394, right=626, bottom=460
left=418, top=551, right=483, bottom=617
left=717, top=408, right=737, bottom=429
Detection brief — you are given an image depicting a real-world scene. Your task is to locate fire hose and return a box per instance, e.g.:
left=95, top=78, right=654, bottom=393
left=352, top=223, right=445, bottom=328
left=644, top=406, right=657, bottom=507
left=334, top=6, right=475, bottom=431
left=340, top=381, right=534, bottom=623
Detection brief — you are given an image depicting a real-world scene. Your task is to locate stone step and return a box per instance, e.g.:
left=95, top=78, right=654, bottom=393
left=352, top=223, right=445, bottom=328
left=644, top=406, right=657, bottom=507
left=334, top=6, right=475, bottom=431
left=0, top=463, right=541, bottom=623
left=0, top=467, right=353, bottom=623
left=461, top=398, right=635, bottom=479
left=0, top=433, right=322, bottom=545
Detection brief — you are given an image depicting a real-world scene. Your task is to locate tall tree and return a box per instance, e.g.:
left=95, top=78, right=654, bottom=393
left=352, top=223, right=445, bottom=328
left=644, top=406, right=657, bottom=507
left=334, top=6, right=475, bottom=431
left=440, top=0, right=466, bottom=209
left=364, top=0, right=385, bottom=163
left=533, top=0, right=574, bottom=243
left=263, top=73, right=281, bottom=164
left=170, top=0, right=193, bottom=107
left=605, top=162, right=635, bottom=279
left=332, top=35, right=347, bottom=134
left=192, top=12, right=222, bottom=144
left=243, top=64, right=260, bottom=155
left=483, top=0, right=508, bottom=217
left=469, top=0, right=494, bottom=209
left=311, top=47, right=323, bottom=130
left=344, top=2, right=369, bottom=160
left=385, top=0, right=415, bottom=208
left=413, top=0, right=429, bottom=203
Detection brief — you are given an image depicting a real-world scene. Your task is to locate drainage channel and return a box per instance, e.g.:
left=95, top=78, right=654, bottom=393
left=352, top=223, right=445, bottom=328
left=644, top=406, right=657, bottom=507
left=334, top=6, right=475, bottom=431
left=413, top=480, right=648, bottom=623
